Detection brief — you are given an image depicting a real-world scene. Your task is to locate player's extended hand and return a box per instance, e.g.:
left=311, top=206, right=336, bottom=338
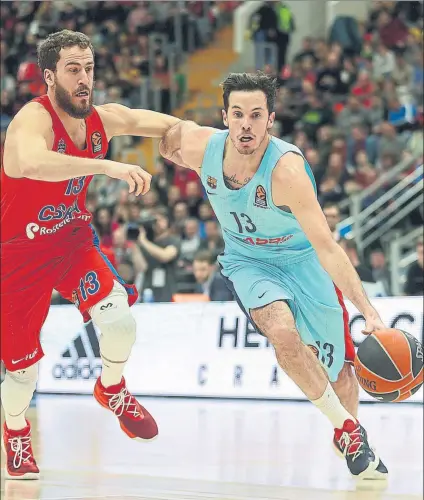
left=104, top=162, right=152, bottom=196
left=362, top=313, right=386, bottom=335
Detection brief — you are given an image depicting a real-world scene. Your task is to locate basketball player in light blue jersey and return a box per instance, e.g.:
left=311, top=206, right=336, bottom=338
left=159, top=72, right=388, bottom=481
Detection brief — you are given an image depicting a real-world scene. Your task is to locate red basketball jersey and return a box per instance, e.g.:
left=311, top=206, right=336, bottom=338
left=0, top=95, right=108, bottom=246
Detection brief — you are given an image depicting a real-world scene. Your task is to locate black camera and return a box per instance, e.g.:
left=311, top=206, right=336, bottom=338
left=126, top=223, right=140, bottom=242
left=126, top=215, right=157, bottom=242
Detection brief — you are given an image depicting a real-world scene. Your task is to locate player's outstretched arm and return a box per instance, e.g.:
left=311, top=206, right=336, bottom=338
left=158, top=121, right=217, bottom=173
left=5, top=103, right=151, bottom=195
left=272, top=153, right=384, bottom=329
left=97, top=103, right=181, bottom=140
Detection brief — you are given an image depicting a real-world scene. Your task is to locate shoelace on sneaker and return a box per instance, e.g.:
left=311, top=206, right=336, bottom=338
left=8, top=434, right=33, bottom=469
left=105, top=387, right=142, bottom=418
left=338, top=425, right=365, bottom=462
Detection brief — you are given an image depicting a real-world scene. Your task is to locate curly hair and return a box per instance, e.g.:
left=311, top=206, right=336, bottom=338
left=37, top=29, right=94, bottom=73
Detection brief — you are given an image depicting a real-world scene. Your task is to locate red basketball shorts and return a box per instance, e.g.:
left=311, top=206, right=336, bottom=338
left=1, top=226, right=138, bottom=371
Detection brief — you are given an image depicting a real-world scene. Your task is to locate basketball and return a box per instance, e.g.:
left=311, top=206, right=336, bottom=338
left=354, top=329, right=424, bottom=402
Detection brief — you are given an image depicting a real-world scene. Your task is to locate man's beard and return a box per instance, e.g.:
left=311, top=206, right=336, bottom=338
left=54, top=80, right=93, bottom=119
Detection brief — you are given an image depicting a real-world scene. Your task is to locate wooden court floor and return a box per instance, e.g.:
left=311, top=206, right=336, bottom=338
left=1, top=396, right=423, bottom=500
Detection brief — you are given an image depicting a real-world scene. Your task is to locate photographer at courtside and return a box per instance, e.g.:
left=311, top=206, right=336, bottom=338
left=134, top=208, right=181, bottom=302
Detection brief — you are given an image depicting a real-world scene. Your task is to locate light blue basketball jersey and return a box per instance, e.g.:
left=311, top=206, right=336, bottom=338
left=200, top=130, right=350, bottom=382
left=200, top=130, right=316, bottom=263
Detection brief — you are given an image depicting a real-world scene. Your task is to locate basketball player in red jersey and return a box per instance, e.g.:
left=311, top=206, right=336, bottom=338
left=1, top=30, right=182, bottom=479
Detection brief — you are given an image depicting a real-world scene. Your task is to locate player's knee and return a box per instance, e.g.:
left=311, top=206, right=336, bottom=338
left=336, top=362, right=358, bottom=391
left=6, top=362, right=39, bottom=390
left=267, top=326, right=301, bottom=355
left=90, top=281, right=137, bottom=359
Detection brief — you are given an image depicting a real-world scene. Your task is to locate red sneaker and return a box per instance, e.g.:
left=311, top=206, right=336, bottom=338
left=94, top=377, right=158, bottom=441
left=2, top=420, right=40, bottom=480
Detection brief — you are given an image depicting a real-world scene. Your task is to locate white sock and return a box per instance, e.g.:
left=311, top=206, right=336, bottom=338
left=312, top=382, right=355, bottom=429
left=1, top=367, right=37, bottom=431
left=100, top=353, right=126, bottom=388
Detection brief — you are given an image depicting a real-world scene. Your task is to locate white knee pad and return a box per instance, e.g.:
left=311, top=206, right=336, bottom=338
left=90, top=281, right=137, bottom=362
left=1, top=363, right=39, bottom=416
left=6, top=363, right=39, bottom=389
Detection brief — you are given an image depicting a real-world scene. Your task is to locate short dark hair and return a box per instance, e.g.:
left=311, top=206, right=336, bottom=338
left=221, top=72, right=277, bottom=113
left=340, top=238, right=358, bottom=252
left=323, top=202, right=340, bottom=213
left=193, top=250, right=215, bottom=266
left=37, top=30, right=94, bottom=73
left=154, top=206, right=169, bottom=219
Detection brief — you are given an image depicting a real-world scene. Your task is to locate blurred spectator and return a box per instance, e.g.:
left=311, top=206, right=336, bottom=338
left=305, top=147, right=325, bottom=187
left=180, top=218, right=201, bottom=263
left=323, top=203, right=341, bottom=241
left=377, top=122, right=407, bottom=163
left=347, top=125, right=378, bottom=166
left=339, top=239, right=375, bottom=283
left=373, top=42, right=396, bottom=80
left=368, top=95, right=385, bottom=130
left=173, top=200, right=190, bottom=235
left=351, top=70, right=375, bottom=108
left=387, top=95, right=418, bottom=131
left=173, top=164, right=200, bottom=199
left=293, top=37, right=316, bottom=64
left=300, top=94, right=333, bottom=142
left=151, top=158, right=172, bottom=206
left=93, top=206, right=118, bottom=248
left=404, top=237, right=424, bottom=296
left=336, top=96, right=370, bottom=136
left=377, top=9, right=409, bottom=50
left=370, top=248, right=392, bottom=296
left=185, top=180, right=203, bottom=218
left=138, top=208, right=180, bottom=302
left=351, top=150, right=378, bottom=190
left=318, top=152, right=350, bottom=204
left=274, top=2, right=295, bottom=70
left=315, top=51, right=345, bottom=96
left=251, top=1, right=279, bottom=70
left=199, top=219, right=225, bottom=258
left=192, top=250, right=233, bottom=301
left=392, top=51, right=414, bottom=93
left=404, top=119, right=424, bottom=160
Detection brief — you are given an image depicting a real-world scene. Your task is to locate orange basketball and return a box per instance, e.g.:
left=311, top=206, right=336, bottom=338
left=354, top=329, right=423, bottom=402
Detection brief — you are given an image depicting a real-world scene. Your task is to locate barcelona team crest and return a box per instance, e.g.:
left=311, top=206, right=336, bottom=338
left=91, top=131, right=102, bottom=153
left=207, top=176, right=217, bottom=189
left=254, top=185, right=268, bottom=208
left=71, top=290, right=80, bottom=309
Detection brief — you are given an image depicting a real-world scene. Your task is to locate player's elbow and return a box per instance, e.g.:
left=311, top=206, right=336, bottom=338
left=311, top=234, right=339, bottom=256
left=160, top=247, right=178, bottom=263
left=159, top=121, right=183, bottom=160
left=19, top=155, right=41, bottom=179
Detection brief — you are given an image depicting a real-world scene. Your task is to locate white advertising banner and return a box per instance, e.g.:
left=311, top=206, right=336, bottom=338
left=38, top=298, right=423, bottom=403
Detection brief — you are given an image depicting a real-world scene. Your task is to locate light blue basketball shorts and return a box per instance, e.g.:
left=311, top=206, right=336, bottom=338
left=219, top=251, right=355, bottom=382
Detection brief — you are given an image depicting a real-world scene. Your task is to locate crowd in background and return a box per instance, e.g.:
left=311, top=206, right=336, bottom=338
left=1, top=1, right=423, bottom=304
left=247, top=0, right=423, bottom=297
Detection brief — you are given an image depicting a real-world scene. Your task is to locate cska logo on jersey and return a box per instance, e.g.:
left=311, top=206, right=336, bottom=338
left=254, top=185, right=268, bottom=209
left=57, top=139, right=66, bottom=154
left=207, top=176, right=217, bottom=189
left=91, top=131, right=102, bottom=154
